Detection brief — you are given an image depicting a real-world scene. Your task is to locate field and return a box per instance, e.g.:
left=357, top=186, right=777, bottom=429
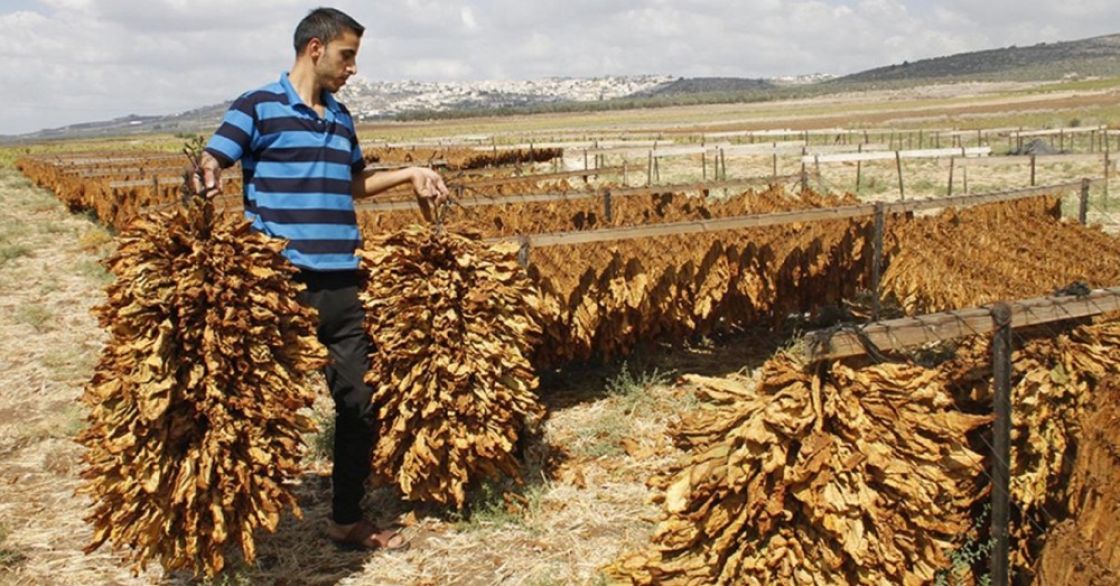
left=1, top=79, right=1120, bottom=585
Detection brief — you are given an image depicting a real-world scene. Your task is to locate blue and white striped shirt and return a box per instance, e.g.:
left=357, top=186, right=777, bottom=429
left=205, top=72, right=365, bottom=271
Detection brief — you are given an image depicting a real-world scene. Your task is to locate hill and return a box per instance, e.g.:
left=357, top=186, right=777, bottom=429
left=833, top=33, right=1120, bottom=85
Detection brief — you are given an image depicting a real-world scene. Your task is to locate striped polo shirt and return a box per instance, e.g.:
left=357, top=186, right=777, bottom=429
left=205, top=72, right=365, bottom=271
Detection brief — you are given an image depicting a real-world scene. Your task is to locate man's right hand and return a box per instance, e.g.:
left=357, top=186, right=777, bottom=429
left=192, top=150, right=223, bottom=197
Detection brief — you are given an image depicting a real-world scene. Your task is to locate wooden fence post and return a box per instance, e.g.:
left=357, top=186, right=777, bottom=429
left=871, top=202, right=885, bottom=320
left=1105, top=134, right=1111, bottom=202
left=895, top=150, right=905, bottom=200
left=1030, top=155, right=1037, bottom=187
left=964, top=167, right=969, bottom=194
left=947, top=157, right=955, bottom=196
left=855, top=144, right=863, bottom=193
left=603, top=188, right=613, bottom=223
left=1080, top=178, right=1090, bottom=225
left=702, top=151, right=707, bottom=181
left=990, top=302, right=1013, bottom=586
left=647, top=150, right=653, bottom=185
left=516, top=235, right=531, bottom=269
left=151, top=174, right=159, bottom=200
left=800, top=147, right=808, bottom=193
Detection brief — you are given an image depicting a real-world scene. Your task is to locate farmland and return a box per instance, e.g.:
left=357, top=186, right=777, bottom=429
left=1, top=79, right=1120, bottom=585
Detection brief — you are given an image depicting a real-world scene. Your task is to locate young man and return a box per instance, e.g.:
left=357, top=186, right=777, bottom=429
left=196, top=7, right=449, bottom=551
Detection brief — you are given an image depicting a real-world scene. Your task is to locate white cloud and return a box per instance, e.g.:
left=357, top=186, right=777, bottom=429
left=1, top=0, right=1118, bottom=134
left=460, top=6, right=477, bottom=31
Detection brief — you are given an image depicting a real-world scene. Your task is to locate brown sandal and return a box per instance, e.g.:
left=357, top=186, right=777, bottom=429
left=329, top=519, right=411, bottom=552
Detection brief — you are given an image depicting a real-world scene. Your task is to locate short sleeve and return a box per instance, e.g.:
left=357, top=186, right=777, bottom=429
left=348, top=126, right=365, bottom=175
left=205, top=94, right=257, bottom=168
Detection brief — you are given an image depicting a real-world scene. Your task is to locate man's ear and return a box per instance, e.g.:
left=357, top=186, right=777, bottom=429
left=306, top=37, right=324, bottom=61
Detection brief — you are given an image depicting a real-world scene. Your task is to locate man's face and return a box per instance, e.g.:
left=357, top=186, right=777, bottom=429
left=312, top=30, right=361, bottom=93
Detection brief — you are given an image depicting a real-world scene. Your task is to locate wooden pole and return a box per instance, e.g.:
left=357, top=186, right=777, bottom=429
left=603, top=188, right=614, bottom=223
left=871, top=202, right=885, bottom=320
left=720, top=148, right=727, bottom=181
left=856, top=144, right=863, bottom=193
left=800, top=147, right=808, bottom=193
left=702, top=151, right=707, bottom=181
left=990, top=302, right=1012, bottom=586
left=948, top=157, right=955, bottom=196
left=1080, top=178, right=1090, bottom=225
left=1030, top=155, right=1037, bottom=187
left=151, top=174, right=159, bottom=200
left=895, top=150, right=905, bottom=200
left=1105, top=135, right=1111, bottom=202
left=964, top=167, right=969, bottom=194
left=647, top=150, right=653, bottom=185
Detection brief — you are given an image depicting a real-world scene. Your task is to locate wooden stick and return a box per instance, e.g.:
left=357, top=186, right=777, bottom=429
left=803, top=287, right=1120, bottom=361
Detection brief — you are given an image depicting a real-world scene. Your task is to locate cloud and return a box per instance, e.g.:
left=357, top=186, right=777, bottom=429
left=1, top=0, right=1118, bottom=134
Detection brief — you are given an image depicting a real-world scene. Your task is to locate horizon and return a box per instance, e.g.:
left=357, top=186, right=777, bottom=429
left=2, top=1, right=1119, bottom=135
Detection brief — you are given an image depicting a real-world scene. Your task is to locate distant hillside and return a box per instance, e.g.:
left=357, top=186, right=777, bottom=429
left=637, top=77, right=775, bottom=96
left=834, top=33, right=1120, bottom=84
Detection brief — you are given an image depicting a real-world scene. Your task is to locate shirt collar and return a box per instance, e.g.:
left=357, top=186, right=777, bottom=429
left=279, top=72, right=343, bottom=115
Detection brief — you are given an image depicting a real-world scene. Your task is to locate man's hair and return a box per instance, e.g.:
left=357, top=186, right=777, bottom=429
left=294, top=7, right=364, bottom=54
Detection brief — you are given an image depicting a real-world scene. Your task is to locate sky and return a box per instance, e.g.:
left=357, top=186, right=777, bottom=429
left=0, top=0, right=1117, bottom=135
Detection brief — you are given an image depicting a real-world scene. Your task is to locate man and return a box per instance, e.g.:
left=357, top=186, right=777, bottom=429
left=195, top=7, right=449, bottom=551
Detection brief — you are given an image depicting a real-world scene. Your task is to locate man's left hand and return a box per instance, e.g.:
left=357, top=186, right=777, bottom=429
left=411, top=167, right=449, bottom=207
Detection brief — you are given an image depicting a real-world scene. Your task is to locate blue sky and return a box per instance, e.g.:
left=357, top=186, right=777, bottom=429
left=1, top=0, right=1118, bottom=135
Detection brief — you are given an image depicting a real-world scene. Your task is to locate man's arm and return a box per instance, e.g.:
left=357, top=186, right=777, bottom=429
left=193, top=94, right=254, bottom=196
left=352, top=166, right=450, bottom=204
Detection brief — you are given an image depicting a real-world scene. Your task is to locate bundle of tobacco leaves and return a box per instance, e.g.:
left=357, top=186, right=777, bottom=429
left=77, top=193, right=327, bottom=577
left=357, top=226, right=543, bottom=507
left=609, top=354, right=989, bottom=585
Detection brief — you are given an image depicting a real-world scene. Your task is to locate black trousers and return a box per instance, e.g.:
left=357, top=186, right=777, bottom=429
left=295, top=270, right=376, bottom=525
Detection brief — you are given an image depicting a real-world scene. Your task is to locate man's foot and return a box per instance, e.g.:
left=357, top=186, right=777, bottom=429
left=327, top=519, right=410, bottom=552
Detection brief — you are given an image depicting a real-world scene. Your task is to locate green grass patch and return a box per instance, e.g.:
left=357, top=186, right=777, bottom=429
left=75, top=258, right=114, bottom=286
left=41, top=348, right=97, bottom=383
left=451, top=478, right=548, bottom=532
left=0, top=243, right=31, bottom=266
left=306, top=409, right=336, bottom=462
left=78, top=227, right=114, bottom=253
left=15, top=304, right=52, bottom=332
left=604, top=360, right=675, bottom=415
left=0, top=522, right=27, bottom=572
left=934, top=505, right=995, bottom=586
